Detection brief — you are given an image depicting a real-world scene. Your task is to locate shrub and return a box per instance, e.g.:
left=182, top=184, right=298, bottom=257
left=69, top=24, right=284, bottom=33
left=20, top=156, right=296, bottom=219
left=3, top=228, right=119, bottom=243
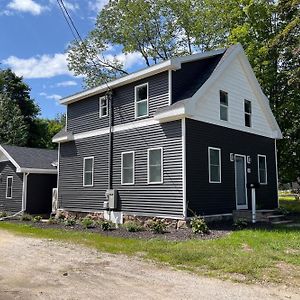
left=124, top=221, right=143, bottom=232
left=148, top=219, right=166, bottom=234
left=0, top=211, right=7, bottom=218
left=33, top=215, right=43, bottom=223
left=190, top=216, right=209, bottom=234
left=64, top=217, right=76, bottom=226
left=277, top=206, right=290, bottom=216
left=233, top=218, right=249, bottom=230
left=81, top=216, right=96, bottom=229
left=99, top=220, right=113, bottom=231
left=21, top=213, right=32, bottom=222
left=47, top=217, right=59, bottom=225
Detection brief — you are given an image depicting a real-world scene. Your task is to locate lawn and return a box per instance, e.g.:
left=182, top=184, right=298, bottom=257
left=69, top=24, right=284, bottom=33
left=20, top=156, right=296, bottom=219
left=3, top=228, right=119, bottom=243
left=279, top=194, right=300, bottom=214
left=0, top=222, right=299, bottom=286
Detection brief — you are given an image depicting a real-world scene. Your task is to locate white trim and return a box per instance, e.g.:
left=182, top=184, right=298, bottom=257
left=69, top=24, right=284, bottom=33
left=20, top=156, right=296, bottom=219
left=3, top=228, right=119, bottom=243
left=182, top=118, right=187, bottom=218
left=18, top=168, right=57, bottom=174
left=147, top=147, right=163, bottom=184
left=99, top=95, right=108, bottom=118
left=208, top=147, right=221, bottom=183
left=22, top=173, right=29, bottom=211
left=244, top=99, right=252, bottom=127
left=57, top=143, right=60, bottom=204
left=0, top=145, right=21, bottom=171
left=134, top=82, right=149, bottom=119
left=234, top=154, right=248, bottom=210
left=275, top=140, right=279, bottom=208
left=168, top=69, right=172, bottom=105
left=257, top=154, right=268, bottom=185
left=121, top=151, right=135, bottom=185
left=83, top=156, right=94, bottom=187
left=6, top=176, right=13, bottom=199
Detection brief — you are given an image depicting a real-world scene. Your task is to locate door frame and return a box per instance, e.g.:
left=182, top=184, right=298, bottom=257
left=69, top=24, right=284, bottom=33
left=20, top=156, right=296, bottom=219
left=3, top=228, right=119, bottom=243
left=234, top=154, right=248, bottom=210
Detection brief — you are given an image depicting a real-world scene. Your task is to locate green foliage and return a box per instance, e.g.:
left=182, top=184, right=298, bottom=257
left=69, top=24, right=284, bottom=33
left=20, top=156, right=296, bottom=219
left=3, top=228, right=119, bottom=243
left=0, top=211, right=7, bottom=218
left=99, top=220, right=113, bottom=231
left=148, top=219, right=166, bottom=234
left=47, top=217, right=59, bottom=225
left=279, top=196, right=300, bottom=214
left=33, top=216, right=43, bottom=223
left=233, top=219, right=249, bottom=230
left=64, top=217, right=76, bottom=226
left=190, top=216, right=209, bottom=234
left=20, top=214, right=32, bottom=222
left=124, top=221, right=143, bottom=232
left=81, top=216, right=96, bottom=229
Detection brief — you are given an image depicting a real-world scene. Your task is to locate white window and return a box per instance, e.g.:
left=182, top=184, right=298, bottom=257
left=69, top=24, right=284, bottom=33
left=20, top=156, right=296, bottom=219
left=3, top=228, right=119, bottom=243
left=121, top=151, right=134, bottom=185
left=83, top=157, right=94, bottom=187
left=148, top=148, right=163, bottom=184
left=244, top=100, right=252, bottom=127
left=258, top=155, right=267, bottom=184
left=208, top=147, right=221, bottom=183
left=6, top=176, right=13, bottom=199
left=220, top=90, right=228, bottom=121
left=99, top=96, right=108, bottom=118
left=135, top=83, right=149, bottom=118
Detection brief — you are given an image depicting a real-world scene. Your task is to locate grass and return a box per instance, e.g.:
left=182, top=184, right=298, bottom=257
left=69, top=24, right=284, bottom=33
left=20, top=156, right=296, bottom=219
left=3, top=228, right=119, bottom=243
left=279, top=194, right=300, bottom=214
left=0, top=222, right=299, bottom=285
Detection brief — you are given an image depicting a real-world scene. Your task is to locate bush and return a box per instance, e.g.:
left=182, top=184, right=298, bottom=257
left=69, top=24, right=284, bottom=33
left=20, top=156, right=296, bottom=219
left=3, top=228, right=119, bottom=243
left=99, top=220, right=113, bottom=231
left=124, top=221, right=143, bottom=232
left=233, top=218, right=249, bottom=230
left=81, top=216, right=96, bottom=229
left=20, top=214, right=32, bottom=222
left=190, top=216, right=209, bottom=234
left=277, top=206, right=290, bottom=216
left=33, top=215, right=43, bottom=223
left=64, top=217, right=76, bottom=226
left=47, top=217, right=59, bottom=225
left=0, top=211, right=7, bottom=218
left=148, top=219, right=166, bottom=234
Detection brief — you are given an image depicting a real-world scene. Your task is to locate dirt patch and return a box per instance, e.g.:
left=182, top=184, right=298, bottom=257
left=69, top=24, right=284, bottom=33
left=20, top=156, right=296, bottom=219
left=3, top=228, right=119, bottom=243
left=0, top=230, right=299, bottom=300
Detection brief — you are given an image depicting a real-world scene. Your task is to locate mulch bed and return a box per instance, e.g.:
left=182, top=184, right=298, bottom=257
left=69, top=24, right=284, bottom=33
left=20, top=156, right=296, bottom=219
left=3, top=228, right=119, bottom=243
left=8, top=219, right=234, bottom=241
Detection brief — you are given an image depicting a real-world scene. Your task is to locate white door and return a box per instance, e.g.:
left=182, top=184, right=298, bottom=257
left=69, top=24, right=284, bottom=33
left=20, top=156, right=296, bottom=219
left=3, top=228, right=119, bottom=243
left=235, top=155, right=248, bottom=209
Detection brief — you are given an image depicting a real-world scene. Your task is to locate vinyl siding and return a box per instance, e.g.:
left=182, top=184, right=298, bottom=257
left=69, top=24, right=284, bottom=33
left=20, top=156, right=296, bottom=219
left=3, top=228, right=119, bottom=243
left=0, top=161, right=23, bottom=213
left=67, top=71, right=169, bottom=134
left=59, top=121, right=183, bottom=218
left=186, top=119, right=278, bottom=216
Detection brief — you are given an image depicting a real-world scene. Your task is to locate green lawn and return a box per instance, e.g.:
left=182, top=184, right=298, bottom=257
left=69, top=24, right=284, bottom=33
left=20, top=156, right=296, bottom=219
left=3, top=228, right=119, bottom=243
left=0, top=222, right=299, bottom=286
left=279, top=195, right=300, bottom=214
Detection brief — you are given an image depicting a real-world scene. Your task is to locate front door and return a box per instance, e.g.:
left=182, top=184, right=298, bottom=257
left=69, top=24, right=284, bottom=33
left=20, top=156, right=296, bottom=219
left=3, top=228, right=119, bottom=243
left=235, top=155, right=248, bottom=209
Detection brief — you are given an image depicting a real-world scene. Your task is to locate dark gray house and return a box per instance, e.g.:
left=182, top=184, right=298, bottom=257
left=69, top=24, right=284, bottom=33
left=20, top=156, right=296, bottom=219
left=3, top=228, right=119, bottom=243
left=0, top=145, right=57, bottom=215
left=53, top=44, right=282, bottom=222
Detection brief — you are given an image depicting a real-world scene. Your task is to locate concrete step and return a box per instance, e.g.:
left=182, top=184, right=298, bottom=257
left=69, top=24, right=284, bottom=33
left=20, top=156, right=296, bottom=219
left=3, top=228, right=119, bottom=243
left=271, top=220, right=293, bottom=225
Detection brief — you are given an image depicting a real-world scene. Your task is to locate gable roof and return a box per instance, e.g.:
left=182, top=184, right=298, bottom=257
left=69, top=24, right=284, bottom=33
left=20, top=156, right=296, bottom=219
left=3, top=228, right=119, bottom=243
left=0, top=145, right=58, bottom=174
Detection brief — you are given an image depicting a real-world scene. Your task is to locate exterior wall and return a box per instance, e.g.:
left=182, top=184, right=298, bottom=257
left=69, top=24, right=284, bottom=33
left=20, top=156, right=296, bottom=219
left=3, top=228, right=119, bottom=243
left=0, top=161, right=23, bottom=213
left=26, top=174, right=57, bottom=215
left=192, top=55, right=274, bottom=138
left=186, top=119, right=278, bottom=216
left=67, top=71, right=169, bottom=134
left=59, top=121, right=183, bottom=218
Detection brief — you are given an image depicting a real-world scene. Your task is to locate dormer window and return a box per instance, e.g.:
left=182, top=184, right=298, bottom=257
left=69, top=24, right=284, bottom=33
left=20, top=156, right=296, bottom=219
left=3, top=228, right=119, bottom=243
left=244, top=100, right=252, bottom=127
left=99, top=96, right=108, bottom=118
left=220, top=90, right=228, bottom=121
left=135, top=83, right=149, bottom=118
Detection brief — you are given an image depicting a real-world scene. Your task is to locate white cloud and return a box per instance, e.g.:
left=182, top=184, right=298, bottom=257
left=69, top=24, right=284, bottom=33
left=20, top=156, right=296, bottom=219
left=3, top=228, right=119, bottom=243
left=45, top=94, right=62, bottom=101
left=7, top=0, right=46, bottom=15
left=56, top=80, right=77, bottom=87
left=105, top=52, right=144, bottom=70
left=2, top=53, right=73, bottom=79
left=88, top=0, right=109, bottom=12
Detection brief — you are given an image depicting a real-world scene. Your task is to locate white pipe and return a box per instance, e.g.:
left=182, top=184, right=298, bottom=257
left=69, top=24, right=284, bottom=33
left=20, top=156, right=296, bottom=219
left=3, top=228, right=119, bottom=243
left=0, top=210, right=24, bottom=221
left=251, top=188, right=256, bottom=223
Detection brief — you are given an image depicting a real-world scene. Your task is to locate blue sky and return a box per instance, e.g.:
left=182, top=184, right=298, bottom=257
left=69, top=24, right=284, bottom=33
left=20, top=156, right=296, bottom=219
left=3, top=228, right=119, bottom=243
left=0, top=0, right=143, bottom=119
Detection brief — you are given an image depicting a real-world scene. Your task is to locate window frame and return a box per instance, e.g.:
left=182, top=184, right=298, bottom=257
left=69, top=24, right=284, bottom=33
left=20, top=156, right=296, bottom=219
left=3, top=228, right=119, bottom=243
left=257, top=154, right=267, bottom=185
left=135, top=83, right=149, bottom=119
left=99, top=95, right=108, bottom=118
left=83, top=156, right=94, bottom=187
left=147, top=147, right=163, bottom=184
left=121, top=151, right=135, bottom=185
left=208, top=147, right=221, bottom=183
left=6, top=176, right=13, bottom=199
left=244, top=99, right=252, bottom=127
left=219, top=90, right=228, bottom=121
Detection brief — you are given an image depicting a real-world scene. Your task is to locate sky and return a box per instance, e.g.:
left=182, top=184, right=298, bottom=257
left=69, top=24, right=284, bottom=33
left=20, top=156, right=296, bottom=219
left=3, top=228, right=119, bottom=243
left=0, top=0, right=144, bottom=119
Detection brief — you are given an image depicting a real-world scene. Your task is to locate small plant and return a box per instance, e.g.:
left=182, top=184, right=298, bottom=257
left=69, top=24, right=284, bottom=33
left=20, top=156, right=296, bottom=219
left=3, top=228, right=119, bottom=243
left=47, top=217, right=59, bottom=225
left=190, top=216, right=209, bottom=234
left=233, top=218, right=249, bottom=230
left=64, top=217, right=76, bottom=226
left=20, top=213, right=32, bottom=222
left=0, top=211, right=7, bottom=218
left=33, top=215, right=43, bottom=223
left=148, top=219, right=166, bottom=234
left=81, top=216, right=96, bottom=229
left=276, top=206, right=290, bottom=216
left=99, top=220, right=113, bottom=231
left=124, top=221, right=143, bottom=232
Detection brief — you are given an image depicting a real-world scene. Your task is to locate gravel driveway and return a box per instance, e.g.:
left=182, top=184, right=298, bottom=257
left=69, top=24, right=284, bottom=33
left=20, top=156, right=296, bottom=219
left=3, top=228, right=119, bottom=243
left=0, top=230, right=298, bottom=300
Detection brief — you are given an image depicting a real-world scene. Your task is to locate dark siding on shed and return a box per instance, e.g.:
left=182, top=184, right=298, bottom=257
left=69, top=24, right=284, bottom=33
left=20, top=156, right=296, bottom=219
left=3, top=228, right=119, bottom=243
left=59, top=121, right=183, bottom=218
left=67, top=71, right=169, bottom=134
left=186, top=119, right=278, bottom=216
left=0, top=161, right=23, bottom=213
left=26, top=174, right=57, bottom=215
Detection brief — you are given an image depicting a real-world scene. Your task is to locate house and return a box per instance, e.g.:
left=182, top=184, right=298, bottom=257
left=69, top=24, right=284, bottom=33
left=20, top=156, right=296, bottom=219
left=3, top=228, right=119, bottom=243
left=0, top=145, right=57, bottom=215
left=53, top=44, right=282, bottom=222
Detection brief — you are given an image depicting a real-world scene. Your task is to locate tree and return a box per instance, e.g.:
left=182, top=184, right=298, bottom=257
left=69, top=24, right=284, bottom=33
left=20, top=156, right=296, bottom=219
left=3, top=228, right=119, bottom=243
left=0, top=94, right=28, bottom=146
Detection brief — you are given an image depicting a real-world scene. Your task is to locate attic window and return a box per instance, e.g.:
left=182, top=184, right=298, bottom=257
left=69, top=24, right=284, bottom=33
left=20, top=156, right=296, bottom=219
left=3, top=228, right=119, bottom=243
left=99, top=96, right=108, bottom=118
left=220, top=90, right=228, bottom=121
left=244, top=100, right=252, bottom=127
left=135, top=83, right=148, bottom=118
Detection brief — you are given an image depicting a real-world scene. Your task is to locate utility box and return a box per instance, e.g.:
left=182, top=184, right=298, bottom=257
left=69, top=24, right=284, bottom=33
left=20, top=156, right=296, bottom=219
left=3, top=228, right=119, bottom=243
left=105, top=189, right=118, bottom=209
